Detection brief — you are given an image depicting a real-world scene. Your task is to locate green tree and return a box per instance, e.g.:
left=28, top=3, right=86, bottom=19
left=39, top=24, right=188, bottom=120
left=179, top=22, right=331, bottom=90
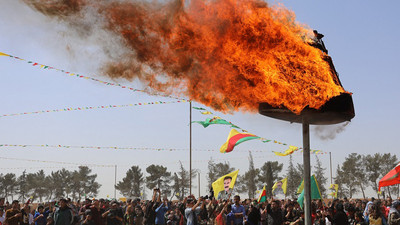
left=1, top=173, right=17, bottom=200
left=285, top=155, right=301, bottom=198
left=335, top=153, right=366, bottom=198
left=207, top=159, right=235, bottom=187
left=313, top=155, right=327, bottom=197
left=237, top=152, right=259, bottom=198
left=259, top=161, right=283, bottom=198
left=334, top=165, right=350, bottom=198
left=16, top=171, right=31, bottom=202
left=146, top=164, right=171, bottom=196
left=116, top=166, right=144, bottom=198
left=26, top=170, right=47, bottom=202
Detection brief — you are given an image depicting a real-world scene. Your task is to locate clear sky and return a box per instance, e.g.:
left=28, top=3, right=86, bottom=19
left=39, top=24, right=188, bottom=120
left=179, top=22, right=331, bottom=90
left=0, top=0, right=399, bottom=199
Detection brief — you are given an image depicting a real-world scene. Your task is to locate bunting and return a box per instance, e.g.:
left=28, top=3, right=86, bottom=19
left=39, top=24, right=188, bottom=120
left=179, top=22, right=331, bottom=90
left=0, top=101, right=185, bottom=118
left=220, top=129, right=260, bottom=153
left=0, top=51, right=185, bottom=100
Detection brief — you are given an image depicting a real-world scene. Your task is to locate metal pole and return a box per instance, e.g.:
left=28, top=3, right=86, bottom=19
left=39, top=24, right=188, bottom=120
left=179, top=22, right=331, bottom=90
left=114, top=165, right=117, bottom=199
left=302, top=121, right=312, bottom=225
left=329, top=152, right=333, bottom=184
left=189, top=100, right=192, bottom=195
left=198, top=172, right=201, bottom=197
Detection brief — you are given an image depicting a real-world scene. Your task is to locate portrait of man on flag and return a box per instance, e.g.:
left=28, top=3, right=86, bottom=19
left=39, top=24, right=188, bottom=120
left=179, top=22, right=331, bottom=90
left=212, top=170, right=239, bottom=200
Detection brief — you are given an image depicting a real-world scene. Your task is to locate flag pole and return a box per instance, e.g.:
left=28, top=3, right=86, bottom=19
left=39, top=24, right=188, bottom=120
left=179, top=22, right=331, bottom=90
left=189, top=100, right=192, bottom=195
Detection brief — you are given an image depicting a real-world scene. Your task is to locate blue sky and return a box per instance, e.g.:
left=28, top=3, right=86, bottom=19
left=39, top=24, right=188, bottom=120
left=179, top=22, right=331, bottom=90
left=0, top=0, right=399, bottom=199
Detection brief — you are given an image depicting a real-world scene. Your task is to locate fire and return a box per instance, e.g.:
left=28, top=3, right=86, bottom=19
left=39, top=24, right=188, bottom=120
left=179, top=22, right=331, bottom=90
left=23, top=0, right=346, bottom=114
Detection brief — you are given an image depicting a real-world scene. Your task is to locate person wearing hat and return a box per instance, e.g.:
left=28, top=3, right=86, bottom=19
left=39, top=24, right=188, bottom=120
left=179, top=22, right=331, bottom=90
left=5, top=200, right=22, bottom=225
left=388, top=201, right=400, bottom=225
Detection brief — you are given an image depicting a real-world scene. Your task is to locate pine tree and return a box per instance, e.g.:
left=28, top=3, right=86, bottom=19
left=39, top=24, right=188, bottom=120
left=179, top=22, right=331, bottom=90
left=116, top=166, right=144, bottom=198
left=313, top=155, right=327, bottom=197
left=259, top=161, right=283, bottom=198
left=285, top=155, right=299, bottom=198
left=146, top=164, right=171, bottom=196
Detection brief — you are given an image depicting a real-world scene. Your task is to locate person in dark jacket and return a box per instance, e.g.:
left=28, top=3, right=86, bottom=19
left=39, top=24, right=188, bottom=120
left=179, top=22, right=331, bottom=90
left=333, top=203, right=348, bottom=225
left=54, top=199, right=73, bottom=225
left=267, top=200, right=283, bottom=225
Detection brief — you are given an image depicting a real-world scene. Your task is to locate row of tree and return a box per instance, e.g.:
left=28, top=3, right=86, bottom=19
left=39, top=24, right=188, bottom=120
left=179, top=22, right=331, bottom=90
left=0, top=166, right=100, bottom=202
left=335, top=153, right=399, bottom=199
left=1, top=152, right=398, bottom=201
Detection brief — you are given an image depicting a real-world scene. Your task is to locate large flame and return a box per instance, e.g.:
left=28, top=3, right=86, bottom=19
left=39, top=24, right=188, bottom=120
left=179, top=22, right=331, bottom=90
left=23, top=0, right=345, bottom=114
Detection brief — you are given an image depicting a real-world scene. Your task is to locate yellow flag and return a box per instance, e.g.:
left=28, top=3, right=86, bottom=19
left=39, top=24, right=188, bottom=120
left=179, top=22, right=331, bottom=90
left=329, top=184, right=338, bottom=198
left=297, top=179, right=304, bottom=194
left=273, top=146, right=299, bottom=156
left=0, top=52, right=10, bottom=57
left=272, top=177, right=288, bottom=195
left=201, top=111, right=212, bottom=115
left=212, top=170, right=239, bottom=199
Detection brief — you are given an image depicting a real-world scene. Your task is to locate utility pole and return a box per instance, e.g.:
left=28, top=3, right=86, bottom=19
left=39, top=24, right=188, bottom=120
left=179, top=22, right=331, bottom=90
left=189, top=100, right=192, bottom=195
left=114, top=165, right=117, bottom=199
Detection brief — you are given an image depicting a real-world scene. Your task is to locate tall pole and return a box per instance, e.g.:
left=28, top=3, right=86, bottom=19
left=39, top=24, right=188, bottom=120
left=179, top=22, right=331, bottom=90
left=198, top=172, right=201, bottom=197
left=302, top=120, right=312, bottom=225
left=189, top=100, right=192, bottom=195
left=114, top=165, right=117, bottom=199
left=329, top=152, right=333, bottom=184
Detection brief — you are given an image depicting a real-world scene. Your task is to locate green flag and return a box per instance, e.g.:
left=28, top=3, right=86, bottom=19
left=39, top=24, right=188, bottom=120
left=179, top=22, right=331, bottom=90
left=192, top=107, right=206, bottom=110
left=192, top=117, right=239, bottom=128
left=297, top=175, right=322, bottom=209
left=297, top=179, right=304, bottom=194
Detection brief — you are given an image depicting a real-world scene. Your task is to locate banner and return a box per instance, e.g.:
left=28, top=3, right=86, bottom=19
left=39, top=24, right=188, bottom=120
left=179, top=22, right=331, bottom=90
left=272, top=177, right=288, bottom=195
left=212, top=170, right=239, bottom=200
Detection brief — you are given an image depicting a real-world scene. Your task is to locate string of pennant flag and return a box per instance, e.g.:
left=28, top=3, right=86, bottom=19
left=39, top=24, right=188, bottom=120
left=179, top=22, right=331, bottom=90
left=0, top=156, right=114, bottom=167
left=0, top=144, right=327, bottom=155
left=191, top=106, right=327, bottom=156
left=0, top=100, right=186, bottom=118
left=0, top=51, right=185, bottom=101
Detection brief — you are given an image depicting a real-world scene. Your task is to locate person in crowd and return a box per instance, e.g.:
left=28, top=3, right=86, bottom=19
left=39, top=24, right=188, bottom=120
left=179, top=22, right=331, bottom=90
left=20, top=204, right=31, bottom=225
left=123, top=205, right=135, bottom=225
left=231, top=195, right=245, bottom=225
left=155, top=195, right=169, bottom=225
left=81, top=210, right=94, bottom=225
left=185, top=196, right=204, bottom=225
left=367, top=203, right=387, bottom=225
left=354, top=211, right=367, bottom=225
left=0, top=208, right=5, bottom=225
left=333, top=203, right=348, bottom=225
left=54, top=198, right=73, bottom=225
left=266, top=200, right=283, bottom=225
left=246, top=202, right=261, bottom=225
left=388, top=200, right=400, bottom=225
left=34, top=205, right=50, bottom=225
left=103, top=201, right=123, bottom=225
left=5, top=200, right=22, bottom=225
left=46, top=216, right=55, bottom=225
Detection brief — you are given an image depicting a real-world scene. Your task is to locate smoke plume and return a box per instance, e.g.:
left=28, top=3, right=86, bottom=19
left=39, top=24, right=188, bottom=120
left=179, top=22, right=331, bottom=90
left=314, top=122, right=349, bottom=140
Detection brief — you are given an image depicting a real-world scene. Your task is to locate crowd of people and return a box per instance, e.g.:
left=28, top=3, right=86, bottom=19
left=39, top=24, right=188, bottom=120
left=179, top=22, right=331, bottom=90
left=1, top=190, right=399, bottom=225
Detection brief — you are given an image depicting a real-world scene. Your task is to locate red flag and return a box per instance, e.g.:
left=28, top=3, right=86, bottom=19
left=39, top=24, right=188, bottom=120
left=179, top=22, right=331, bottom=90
left=379, top=162, right=400, bottom=191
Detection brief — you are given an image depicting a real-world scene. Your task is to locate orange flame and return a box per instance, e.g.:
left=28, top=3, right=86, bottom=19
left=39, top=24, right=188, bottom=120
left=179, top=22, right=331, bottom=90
left=24, top=0, right=345, bottom=114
